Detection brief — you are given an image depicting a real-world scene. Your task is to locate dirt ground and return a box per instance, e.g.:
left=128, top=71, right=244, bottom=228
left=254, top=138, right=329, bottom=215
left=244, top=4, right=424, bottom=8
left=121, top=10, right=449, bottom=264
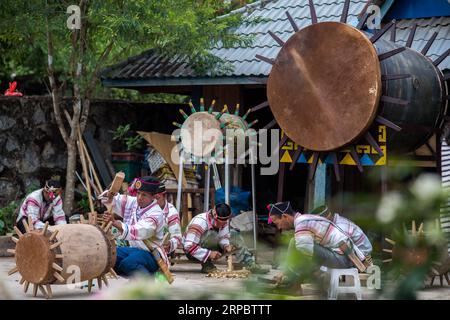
left=0, top=254, right=448, bottom=300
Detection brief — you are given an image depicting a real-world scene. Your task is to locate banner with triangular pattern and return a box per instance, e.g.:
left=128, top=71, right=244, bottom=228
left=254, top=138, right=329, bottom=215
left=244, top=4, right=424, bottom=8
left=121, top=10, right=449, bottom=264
left=280, top=125, right=387, bottom=167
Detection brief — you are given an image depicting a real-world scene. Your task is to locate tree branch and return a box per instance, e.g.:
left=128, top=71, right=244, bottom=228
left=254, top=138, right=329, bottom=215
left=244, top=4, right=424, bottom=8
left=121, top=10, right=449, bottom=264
left=86, top=40, right=114, bottom=99
left=46, top=16, right=69, bottom=145
left=72, top=0, right=89, bottom=140
left=80, top=40, right=114, bottom=133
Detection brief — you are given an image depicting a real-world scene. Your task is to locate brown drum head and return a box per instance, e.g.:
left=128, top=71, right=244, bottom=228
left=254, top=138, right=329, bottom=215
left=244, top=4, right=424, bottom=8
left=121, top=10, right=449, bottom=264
left=15, top=232, right=54, bottom=284
left=180, top=112, right=222, bottom=157
left=267, top=22, right=381, bottom=151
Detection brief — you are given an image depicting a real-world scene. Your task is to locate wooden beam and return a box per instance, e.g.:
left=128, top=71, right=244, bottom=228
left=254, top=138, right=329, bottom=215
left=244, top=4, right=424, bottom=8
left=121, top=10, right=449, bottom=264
left=277, top=163, right=286, bottom=202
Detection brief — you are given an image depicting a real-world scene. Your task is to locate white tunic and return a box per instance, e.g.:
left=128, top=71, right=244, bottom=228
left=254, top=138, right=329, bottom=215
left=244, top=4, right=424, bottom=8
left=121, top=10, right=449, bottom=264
left=162, top=200, right=182, bottom=254
left=111, top=194, right=169, bottom=266
left=183, top=211, right=231, bottom=262
left=17, top=189, right=66, bottom=229
left=333, top=213, right=373, bottom=257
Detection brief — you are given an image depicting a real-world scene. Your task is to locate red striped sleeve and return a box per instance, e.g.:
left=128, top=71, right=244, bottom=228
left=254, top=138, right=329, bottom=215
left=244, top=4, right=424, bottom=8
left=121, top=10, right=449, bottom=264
left=354, top=233, right=365, bottom=244
left=121, top=195, right=128, bottom=215
left=187, top=243, right=199, bottom=255
left=26, top=198, right=41, bottom=208
left=131, top=226, right=137, bottom=239
left=168, top=215, right=180, bottom=225
left=187, top=224, right=204, bottom=237
left=295, top=227, right=313, bottom=234
left=143, top=215, right=158, bottom=228
left=322, top=224, right=333, bottom=242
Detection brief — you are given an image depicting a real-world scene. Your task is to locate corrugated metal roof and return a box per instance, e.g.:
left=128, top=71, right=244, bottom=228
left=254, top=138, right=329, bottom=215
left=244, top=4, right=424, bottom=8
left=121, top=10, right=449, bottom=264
left=101, top=0, right=450, bottom=85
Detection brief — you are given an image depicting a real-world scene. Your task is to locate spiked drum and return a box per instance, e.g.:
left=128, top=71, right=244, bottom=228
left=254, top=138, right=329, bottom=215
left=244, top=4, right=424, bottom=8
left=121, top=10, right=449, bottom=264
left=8, top=222, right=117, bottom=298
left=266, top=21, right=447, bottom=154
left=180, top=111, right=222, bottom=158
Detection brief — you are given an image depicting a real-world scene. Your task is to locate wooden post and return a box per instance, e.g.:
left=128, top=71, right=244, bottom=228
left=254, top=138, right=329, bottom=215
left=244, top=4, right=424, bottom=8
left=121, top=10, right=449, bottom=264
left=312, top=163, right=327, bottom=210
left=227, top=255, right=234, bottom=272
left=210, top=188, right=215, bottom=207
left=187, top=193, right=193, bottom=222
left=193, top=192, right=201, bottom=217
left=437, top=132, right=442, bottom=176
left=277, top=163, right=286, bottom=202
left=182, top=193, right=189, bottom=228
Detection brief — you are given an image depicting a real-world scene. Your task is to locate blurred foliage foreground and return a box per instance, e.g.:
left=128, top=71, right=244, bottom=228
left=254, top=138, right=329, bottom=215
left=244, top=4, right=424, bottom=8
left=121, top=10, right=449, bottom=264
left=98, top=165, right=449, bottom=300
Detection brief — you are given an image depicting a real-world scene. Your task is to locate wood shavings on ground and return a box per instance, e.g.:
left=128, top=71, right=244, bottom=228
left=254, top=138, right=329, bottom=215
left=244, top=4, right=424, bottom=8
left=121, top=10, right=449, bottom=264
left=205, top=268, right=251, bottom=279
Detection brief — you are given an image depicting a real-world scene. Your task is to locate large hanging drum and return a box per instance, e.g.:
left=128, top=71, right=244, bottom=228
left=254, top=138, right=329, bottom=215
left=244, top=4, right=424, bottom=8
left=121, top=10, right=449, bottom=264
left=376, top=39, right=447, bottom=153
left=266, top=21, right=448, bottom=154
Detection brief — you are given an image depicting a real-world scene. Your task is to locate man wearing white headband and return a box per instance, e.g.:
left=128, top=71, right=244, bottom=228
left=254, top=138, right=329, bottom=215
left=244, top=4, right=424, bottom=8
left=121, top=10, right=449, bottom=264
left=268, top=201, right=371, bottom=285
left=183, top=203, right=268, bottom=274
left=16, top=180, right=67, bottom=233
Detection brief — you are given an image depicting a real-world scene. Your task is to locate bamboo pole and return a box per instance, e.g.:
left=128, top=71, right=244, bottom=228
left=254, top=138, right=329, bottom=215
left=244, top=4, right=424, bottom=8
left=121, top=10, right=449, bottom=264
left=81, top=137, right=103, bottom=193
left=77, top=128, right=95, bottom=215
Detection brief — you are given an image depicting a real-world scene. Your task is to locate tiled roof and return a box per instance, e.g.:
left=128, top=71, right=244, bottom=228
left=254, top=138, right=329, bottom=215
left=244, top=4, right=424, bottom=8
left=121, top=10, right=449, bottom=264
left=390, top=17, right=450, bottom=70
left=101, top=0, right=450, bottom=85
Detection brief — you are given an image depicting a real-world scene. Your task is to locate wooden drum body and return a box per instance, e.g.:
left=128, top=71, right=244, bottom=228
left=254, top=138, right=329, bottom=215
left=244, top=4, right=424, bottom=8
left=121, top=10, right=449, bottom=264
left=8, top=221, right=117, bottom=298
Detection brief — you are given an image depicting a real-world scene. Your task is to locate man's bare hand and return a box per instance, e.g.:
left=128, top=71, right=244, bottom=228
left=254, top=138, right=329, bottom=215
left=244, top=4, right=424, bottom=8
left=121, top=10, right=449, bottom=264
left=102, top=211, right=115, bottom=223
left=224, top=245, right=233, bottom=253
left=210, top=251, right=222, bottom=260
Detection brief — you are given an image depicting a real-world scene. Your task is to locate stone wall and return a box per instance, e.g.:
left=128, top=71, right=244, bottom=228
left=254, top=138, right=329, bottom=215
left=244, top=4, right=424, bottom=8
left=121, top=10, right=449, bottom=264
left=0, top=96, right=185, bottom=206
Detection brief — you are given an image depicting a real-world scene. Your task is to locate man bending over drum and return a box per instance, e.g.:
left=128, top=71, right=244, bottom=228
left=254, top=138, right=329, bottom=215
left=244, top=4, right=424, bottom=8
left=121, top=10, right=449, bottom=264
left=101, top=176, right=169, bottom=277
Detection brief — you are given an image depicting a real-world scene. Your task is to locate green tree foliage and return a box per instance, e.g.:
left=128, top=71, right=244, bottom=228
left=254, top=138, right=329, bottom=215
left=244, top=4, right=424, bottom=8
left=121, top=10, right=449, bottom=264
left=0, top=0, right=255, bottom=85
left=0, top=0, right=255, bottom=213
left=0, top=201, right=18, bottom=236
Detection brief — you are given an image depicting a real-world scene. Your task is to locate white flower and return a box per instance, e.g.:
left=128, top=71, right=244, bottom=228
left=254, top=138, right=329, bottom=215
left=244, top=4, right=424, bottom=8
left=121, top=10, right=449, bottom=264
left=376, top=192, right=403, bottom=224
left=424, top=219, right=445, bottom=245
left=410, top=174, right=443, bottom=203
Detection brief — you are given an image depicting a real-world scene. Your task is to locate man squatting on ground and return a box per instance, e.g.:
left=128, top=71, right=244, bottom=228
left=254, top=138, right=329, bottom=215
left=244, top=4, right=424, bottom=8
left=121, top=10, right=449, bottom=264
left=313, top=205, right=373, bottom=264
left=268, top=202, right=372, bottom=284
left=183, top=203, right=268, bottom=274
left=101, top=176, right=170, bottom=277
left=16, top=179, right=67, bottom=233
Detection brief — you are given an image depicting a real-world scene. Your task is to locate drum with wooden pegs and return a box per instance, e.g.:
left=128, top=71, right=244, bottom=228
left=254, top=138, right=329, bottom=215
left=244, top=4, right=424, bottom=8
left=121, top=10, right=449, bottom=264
left=8, top=220, right=117, bottom=298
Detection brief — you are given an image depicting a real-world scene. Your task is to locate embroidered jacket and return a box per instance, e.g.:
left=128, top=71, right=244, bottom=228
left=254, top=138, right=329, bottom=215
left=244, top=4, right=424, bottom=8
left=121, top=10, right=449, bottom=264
left=162, top=200, right=182, bottom=254
left=333, top=213, right=373, bottom=257
left=111, top=194, right=169, bottom=266
left=17, top=189, right=66, bottom=229
left=295, top=213, right=351, bottom=257
left=183, top=211, right=230, bottom=263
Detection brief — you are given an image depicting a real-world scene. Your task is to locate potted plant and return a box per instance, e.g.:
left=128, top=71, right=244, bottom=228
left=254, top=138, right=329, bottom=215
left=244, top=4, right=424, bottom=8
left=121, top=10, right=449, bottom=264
left=0, top=200, right=18, bottom=257
left=111, top=124, right=145, bottom=182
